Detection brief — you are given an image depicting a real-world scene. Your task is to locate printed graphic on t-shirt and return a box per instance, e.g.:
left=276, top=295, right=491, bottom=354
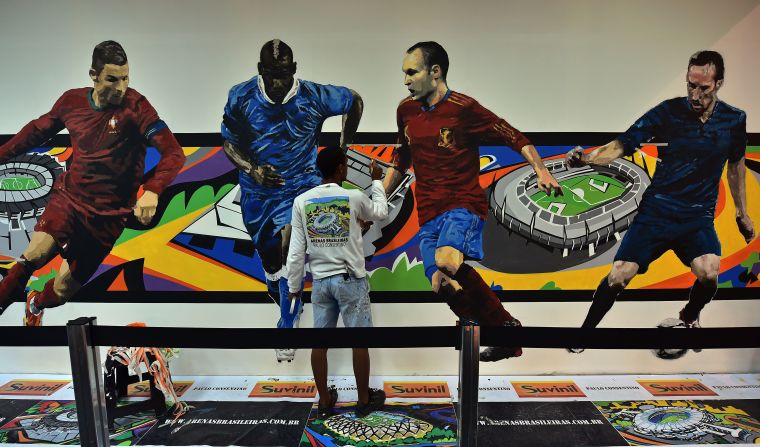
left=305, top=196, right=350, bottom=247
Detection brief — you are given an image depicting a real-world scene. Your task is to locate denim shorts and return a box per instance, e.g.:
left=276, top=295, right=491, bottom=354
left=418, top=208, right=485, bottom=281
left=311, top=274, right=373, bottom=328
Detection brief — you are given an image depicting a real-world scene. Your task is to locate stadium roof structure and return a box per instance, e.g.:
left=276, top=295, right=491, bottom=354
left=0, top=152, right=65, bottom=259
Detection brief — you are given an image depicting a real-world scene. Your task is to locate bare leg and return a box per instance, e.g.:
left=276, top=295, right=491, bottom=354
left=311, top=348, right=330, bottom=405
left=352, top=348, right=370, bottom=405
left=1, top=232, right=58, bottom=314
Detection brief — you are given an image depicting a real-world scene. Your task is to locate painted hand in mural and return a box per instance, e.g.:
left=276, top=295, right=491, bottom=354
left=565, top=146, right=588, bottom=168
left=736, top=215, right=755, bottom=244
left=536, top=167, right=563, bottom=197
left=134, top=190, right=159, bottom=225
left=250, top=164, right=284, bottom=187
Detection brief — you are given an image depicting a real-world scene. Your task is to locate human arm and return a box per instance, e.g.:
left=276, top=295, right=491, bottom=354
left=727, top=157, right=754, bottom=243
left=222, top=140, right=284, bottom=187
left=520, top=144, right=562, bottom=196
left=132, top=97, right=187, bottom=224
left=133, top=127, right=185, bottom=225
left=286, top=198, right=307, bottom=298
left=568, top=102, right=667, bottom=168
left=566, top=140, right=627, bottom=167
left=465, top=98, right=561, bottom=195
left=0, top=97, right=66, bottom=164
left=340, top=90, right=363, bottom=149
left=220, top=88, right=284, bottom=188
left=357, top=160, right=389, bottom=222
left=726, top=112, right=753, bottom=243
left=383, top=110, right=411, bottom=196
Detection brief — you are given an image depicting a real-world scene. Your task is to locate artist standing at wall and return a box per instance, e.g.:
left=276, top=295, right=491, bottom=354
left=287, top=146, right=387, bottom=417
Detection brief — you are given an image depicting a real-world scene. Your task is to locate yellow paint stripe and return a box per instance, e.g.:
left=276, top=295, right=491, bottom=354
left=111, top=207, right=264, bottom=291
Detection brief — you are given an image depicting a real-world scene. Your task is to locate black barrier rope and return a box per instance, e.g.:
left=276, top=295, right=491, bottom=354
left=4, top=288, right=759, bottom=304
left=0, top=327, right=68, bottom=346
left=480, top=326, right=760, bottom=349
left=92, top=326, right=458, bottom=349
left=2, top=325, right=759, bottom=350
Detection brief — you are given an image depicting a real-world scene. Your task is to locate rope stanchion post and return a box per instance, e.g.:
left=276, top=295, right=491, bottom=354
left=67, top=317, right=109, bottom=447
left=458, top=319, right=480, bottom=447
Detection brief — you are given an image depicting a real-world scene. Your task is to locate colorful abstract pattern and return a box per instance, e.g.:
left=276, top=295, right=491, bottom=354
left=1, top=143, right=757, bottom=293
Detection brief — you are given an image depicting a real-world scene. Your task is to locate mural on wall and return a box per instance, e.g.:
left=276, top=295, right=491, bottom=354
left=1, top=141, right=757, bottom=294
left=0, top=41, right=757, bottom=311
left=0, top=40, right=186, bottom=326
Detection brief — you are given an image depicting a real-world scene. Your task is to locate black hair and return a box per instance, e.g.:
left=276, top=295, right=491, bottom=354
left=407, top=41, right=449, bottom=80
left=260, top=39, right=294, bottom=64
left=92, top=40, right=127, bottom=75
left=317, top=146, right=347, bottom=178
left=688, top=50, right=724, bottom=81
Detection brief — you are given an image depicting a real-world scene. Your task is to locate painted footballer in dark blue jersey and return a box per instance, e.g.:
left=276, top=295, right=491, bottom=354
left=566, top=51, right=754, bottom=352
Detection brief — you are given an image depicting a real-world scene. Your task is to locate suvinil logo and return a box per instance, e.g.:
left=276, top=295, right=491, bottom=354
left=511, top=381, right=586, bottom=398
left=249, top=381, right=316, bottom=398
left=0, top=380, right=70, bottom=396
left=384, top=381, right=450, bottom=398
left=637, top=379, right=717, bottom=396
left=128, top=380, right=194, bottom=397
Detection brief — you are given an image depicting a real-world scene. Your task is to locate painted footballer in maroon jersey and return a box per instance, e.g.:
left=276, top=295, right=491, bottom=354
left=0, top=41, right=185, bottom=325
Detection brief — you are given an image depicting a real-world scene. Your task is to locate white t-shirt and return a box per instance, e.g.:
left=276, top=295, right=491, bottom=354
left=286, top=180, right=388, bottom=293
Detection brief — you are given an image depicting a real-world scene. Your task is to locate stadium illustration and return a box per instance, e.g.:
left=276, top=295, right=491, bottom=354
left=0, top=152, right=66, bottom=260
left=490, top=156, right=651, bottom=257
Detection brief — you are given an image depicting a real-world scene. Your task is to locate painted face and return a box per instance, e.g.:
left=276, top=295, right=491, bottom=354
left=402, top=49, right=436, bottom=102
left=686, top=64, right=722, bottom=114
left=91, top=63, right=129, bottom=106
left=259, top=59, right=295, bottom=103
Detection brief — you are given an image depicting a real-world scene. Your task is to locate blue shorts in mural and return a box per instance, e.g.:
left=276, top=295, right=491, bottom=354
left=311, top=274, right=373, bottom=328
left=615, top=213, right=721, bottom=274
left=240, top=182, right=318, bottom=249
left=418, top=207, right=485, bottom=281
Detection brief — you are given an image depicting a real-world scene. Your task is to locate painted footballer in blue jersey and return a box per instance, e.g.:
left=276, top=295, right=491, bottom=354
left=566, top=51, right=754, bottom=352
left=222, top=76, right=354, bottom=246
left=220, top=40, right=361, bottom=362
left=618, top=97, right=746, bottom=220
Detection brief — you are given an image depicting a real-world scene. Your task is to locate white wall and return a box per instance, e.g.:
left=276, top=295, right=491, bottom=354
left=0, top=0, right=759, bottom=134
left=0, top=0, right=758, bottom=376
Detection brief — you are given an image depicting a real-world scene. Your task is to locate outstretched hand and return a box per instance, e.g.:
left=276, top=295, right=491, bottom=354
left=737, top=215, right=755, bottom=244
left=536, top=168, right=563, bottom=197
left=566, top=146, right=588, bottom=168
left=250, top=164, right=284, bottom=187
left=133, top=190, right=159, bottom=225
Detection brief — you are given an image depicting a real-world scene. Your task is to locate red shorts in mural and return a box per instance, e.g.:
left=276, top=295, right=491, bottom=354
left=34, top=190, right=127, bottom=283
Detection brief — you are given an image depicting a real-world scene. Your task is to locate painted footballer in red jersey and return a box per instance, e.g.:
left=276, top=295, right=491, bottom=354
left=395, top=91, right=531, bottom=225
left=0, top=41, right=185, bottom=326
left=385, top=42, right=561, bottom=362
